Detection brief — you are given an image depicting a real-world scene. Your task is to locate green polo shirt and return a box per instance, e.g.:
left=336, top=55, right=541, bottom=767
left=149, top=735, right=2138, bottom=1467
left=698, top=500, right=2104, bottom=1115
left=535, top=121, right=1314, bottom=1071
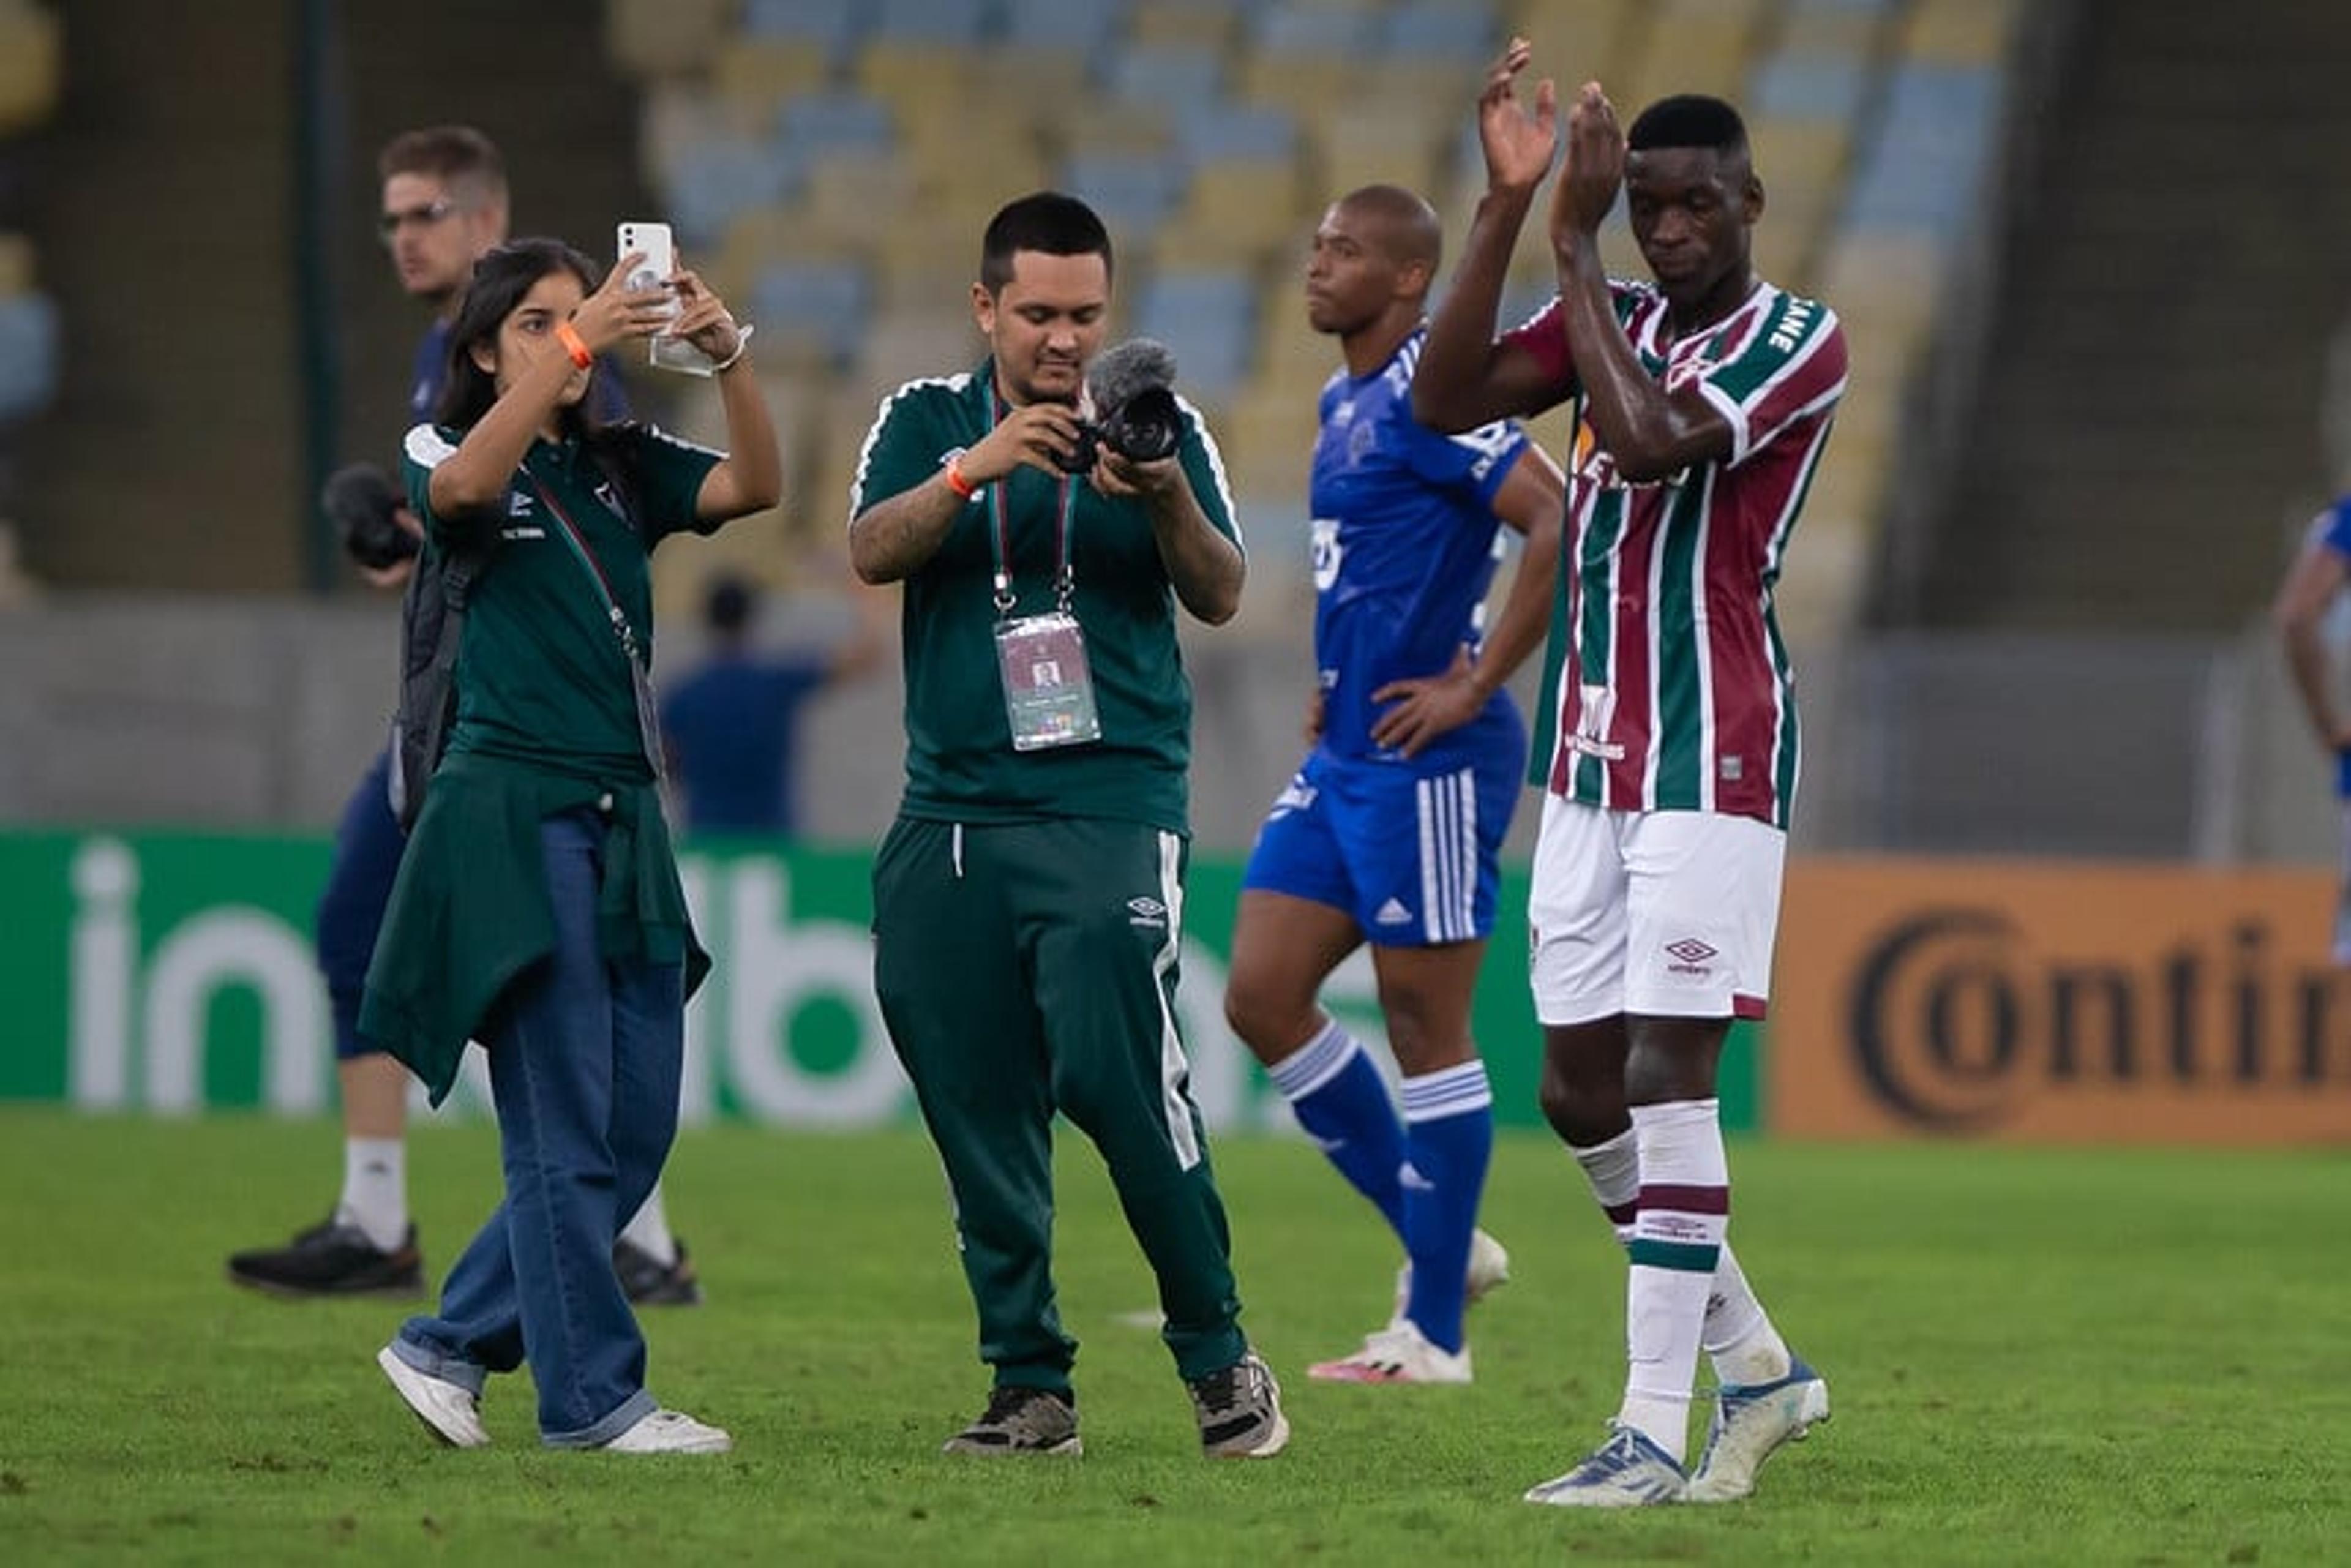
left=402, top=421, right=721, bottom=780
left=849, top=361, right=1243, bottom=833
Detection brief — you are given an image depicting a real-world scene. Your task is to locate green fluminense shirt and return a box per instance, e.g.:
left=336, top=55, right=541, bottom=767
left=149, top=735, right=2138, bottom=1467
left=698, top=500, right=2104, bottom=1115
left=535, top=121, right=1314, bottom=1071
left=403, top=421, right=721, bottom=780
left=361, top=420, right=724, bottom=1101
left=849, top=360, right=1244, bottom=834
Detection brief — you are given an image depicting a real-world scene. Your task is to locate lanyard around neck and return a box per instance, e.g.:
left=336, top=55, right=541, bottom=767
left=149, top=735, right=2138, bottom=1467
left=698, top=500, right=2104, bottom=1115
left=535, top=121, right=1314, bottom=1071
left=524, top=466, right=644, bottom=671
left=983, top=378, right=1078, bottom=617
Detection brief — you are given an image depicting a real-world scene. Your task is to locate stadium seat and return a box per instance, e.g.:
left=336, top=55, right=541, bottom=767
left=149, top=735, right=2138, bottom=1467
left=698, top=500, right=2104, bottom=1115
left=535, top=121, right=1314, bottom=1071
left=1900, top=0, right=2027, bottom=67
left=871, top=0, right=990, bottom=45
left=0, top=291, right=59, bottom=424
left=710, top=39, right=835, bottom=120
left=777, top=88, right=897, bottom=159
left=1005, top=0, right=1130, bottom=58
left=1125, top=0, right=1241, bottom=51
left=1131, top=268, right=1258, bottom=406
left=658, top=132, right=800, bottom=249
left=1750, top=53, right=1870, bottom=126
left=1060, top=148, right=1191, bottom=241
left=741, top=0, right=866, bottom=69
left=1108, top=43, right=1229, bottom=109
left=749, top=258, right=872, bottom=372
left=1378, top=0, right=1502, bottom=66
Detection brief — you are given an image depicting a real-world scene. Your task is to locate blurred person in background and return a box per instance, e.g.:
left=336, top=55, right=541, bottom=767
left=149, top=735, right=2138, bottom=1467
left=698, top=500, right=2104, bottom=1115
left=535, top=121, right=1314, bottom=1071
left=227, top=126, right=702, bottom=1308
left=2272, top=490, right=2351, bottom=966
left=1414, top=43, right=1845, bottom=1506
left=1222, top=183, right=1564, bottom=1386
left=659, top=568, right=886, bottom=839
left=364, top=236, right=774, bottom=1453
left=847, top=192, right=1287, bottom=1461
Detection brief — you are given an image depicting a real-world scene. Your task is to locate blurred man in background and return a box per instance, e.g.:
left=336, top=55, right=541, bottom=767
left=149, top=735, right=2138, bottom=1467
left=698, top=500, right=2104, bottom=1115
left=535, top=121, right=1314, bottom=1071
left=1223, top=183, right=1562, bottom=1386
left=1415, top=43, right=1844, bottom=1506
left=661, top=569, right=885, bottom=840
left=2272, top=490, right=2351, bottom=966
left=228, top=125, right=701, bottom=1307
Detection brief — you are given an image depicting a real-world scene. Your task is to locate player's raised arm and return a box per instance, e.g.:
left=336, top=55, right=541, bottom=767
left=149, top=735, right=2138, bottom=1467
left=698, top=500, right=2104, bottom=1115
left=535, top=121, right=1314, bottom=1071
left=1414, top=37, right=1572, bottom=432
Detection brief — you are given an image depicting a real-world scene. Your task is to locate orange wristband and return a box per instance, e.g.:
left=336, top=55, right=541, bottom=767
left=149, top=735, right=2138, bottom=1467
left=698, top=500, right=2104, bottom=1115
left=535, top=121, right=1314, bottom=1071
left=944, top=456, right=979, bottom=500
left=555, top=321, right=593, bottom=370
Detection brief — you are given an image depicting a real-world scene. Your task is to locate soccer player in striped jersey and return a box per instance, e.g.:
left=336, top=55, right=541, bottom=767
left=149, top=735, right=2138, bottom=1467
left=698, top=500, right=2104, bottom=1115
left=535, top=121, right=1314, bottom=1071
left=1415, top=42, right=1847, bottom=1506
left=1224, top=185, right=1564, bottom=1386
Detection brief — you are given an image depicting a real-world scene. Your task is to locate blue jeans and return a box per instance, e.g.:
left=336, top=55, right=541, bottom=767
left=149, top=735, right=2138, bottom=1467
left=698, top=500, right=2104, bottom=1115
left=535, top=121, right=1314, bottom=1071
left=315, top=746, right=408, bottom=1060
left=386, top=809, right=684, bottom=1445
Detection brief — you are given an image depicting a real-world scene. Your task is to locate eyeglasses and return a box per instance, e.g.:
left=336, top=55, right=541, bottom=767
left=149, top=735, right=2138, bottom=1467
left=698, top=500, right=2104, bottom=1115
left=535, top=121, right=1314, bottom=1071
left=378, top=198, right=463, bottom=241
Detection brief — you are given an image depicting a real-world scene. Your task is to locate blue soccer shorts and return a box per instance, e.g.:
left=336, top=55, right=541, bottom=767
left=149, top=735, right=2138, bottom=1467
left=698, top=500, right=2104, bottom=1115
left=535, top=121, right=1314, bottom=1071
left=1242, top=746, right=1522, bottom=946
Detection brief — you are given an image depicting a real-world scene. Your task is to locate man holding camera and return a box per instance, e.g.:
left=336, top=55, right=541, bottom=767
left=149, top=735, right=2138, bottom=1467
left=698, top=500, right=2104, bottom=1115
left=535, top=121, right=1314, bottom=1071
left=847, top=191, right=1286, bottom=1460
left=228, top=126, right=699, bottom=1308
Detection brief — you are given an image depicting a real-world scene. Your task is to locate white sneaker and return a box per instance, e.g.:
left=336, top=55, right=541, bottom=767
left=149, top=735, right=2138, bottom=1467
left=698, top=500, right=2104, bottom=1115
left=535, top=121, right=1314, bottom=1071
left=601, top=1408, right=734, bottom=1454
left=377, top=1345, right=489, bottom=1449
left=1307, top=1320, right=1474, bottom=1385
left=1390, top=1227, right=1512, bottom=1322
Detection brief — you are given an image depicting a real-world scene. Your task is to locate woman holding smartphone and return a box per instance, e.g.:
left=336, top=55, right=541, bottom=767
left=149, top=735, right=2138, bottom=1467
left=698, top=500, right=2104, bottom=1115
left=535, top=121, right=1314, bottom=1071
left=360, top=237, right=777, bottom=1454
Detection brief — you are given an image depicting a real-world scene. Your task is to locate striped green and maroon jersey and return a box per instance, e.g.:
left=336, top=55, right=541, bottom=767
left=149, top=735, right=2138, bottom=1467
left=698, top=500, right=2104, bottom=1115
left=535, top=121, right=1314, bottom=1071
left=1499, top=279, right=1847, bottom=828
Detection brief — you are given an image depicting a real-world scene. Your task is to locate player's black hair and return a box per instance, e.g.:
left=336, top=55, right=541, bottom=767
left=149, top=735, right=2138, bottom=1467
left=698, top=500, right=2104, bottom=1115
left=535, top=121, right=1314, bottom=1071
left=1627, top=95, right=1750, bottom=158
left=980, top=191, right=1114, bottom=295
left=705, top=573, right=757, bottom=635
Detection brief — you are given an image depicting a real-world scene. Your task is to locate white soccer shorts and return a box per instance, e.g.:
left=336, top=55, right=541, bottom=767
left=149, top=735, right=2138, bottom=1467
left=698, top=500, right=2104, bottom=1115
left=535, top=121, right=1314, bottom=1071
left=1526, top=794, right=1787, bottom=1026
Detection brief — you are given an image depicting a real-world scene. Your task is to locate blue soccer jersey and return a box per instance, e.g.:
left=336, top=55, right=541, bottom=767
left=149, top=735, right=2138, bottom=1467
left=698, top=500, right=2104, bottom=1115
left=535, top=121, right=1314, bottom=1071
left=1308, top=328, right=1530, bottom=765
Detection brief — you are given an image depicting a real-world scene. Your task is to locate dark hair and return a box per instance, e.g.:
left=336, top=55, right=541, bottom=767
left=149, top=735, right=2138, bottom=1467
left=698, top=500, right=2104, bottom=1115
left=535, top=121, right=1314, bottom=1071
left=980, top=191, right=1113, bottom=296
left=1627, top=95, right=1749, bottom=159
left=377, top=124, right=508, bottom=203
left=433, top=238, right=604, bottom=432
left=705, top=573, right=757, bottom=634
left=1337, top=183, right=1443, bottom=274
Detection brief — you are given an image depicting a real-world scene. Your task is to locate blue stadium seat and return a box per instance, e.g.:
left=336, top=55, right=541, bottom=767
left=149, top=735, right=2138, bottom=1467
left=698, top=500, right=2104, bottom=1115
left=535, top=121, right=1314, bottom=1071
left=1106, top=43, right=1226, bottom=107
left=1060, top=149, right=1191, bottom=238
left=1176, top=101, right=1297, bottom=165
left=1842, top=64, right=2000, bottom=239
left=1251, top=3, right=1376, bottom=58
left=660, top=134, right=800, bottom=248
left=1132, top=269, right=1257, bottom=402
left=0, top=292, right=59, bottom=424
left=1750, top=53, right=1870, bottom=123
left=741, top=0, right=865, bottom=67
left=1002, top=0, right=1128, bottom=56
left=749, top=259, right=872, bottom=370
left=777, top=88, right=896, bottom=156
left=872, top=0, right=989, bottom=42
left=1379, top=0, right=1501, bottom=63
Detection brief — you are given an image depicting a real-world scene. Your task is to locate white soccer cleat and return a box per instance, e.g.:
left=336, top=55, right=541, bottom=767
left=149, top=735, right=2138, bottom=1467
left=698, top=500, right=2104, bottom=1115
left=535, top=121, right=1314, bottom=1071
left=1390, top=1226, right=1512, bottom=1324
left=1308, top=1320, right=1474, bottom=1385
left=1684, top=1357, right=1830, bottom=1502
left=1523, top=1423, right=1687, bottom=1507
left=599, top=1408, right=734, bottom=1455
left=377, top=1344, right=490, bottom=1449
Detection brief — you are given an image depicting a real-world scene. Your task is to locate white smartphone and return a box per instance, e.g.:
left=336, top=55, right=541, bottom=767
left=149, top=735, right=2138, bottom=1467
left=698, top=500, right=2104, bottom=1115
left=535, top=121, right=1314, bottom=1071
left=616, top=220, right=713, bottom=377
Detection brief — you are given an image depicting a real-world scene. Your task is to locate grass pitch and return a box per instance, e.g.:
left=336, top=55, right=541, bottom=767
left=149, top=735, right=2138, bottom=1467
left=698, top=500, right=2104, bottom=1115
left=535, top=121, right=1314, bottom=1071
left=0, top=1108, right=2342, bottom=1565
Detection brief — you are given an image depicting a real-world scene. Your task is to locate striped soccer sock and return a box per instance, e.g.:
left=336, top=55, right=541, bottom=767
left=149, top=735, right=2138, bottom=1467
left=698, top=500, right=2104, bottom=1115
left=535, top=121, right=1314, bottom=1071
left=1267, top=1019, right=1406, bottom=1234
left=1575, top=1127, right=1787, bottom=1386
left=1398, top=1060, right=1494, bottom=1354
left=1616, top=1098, right=1729, bottom=1465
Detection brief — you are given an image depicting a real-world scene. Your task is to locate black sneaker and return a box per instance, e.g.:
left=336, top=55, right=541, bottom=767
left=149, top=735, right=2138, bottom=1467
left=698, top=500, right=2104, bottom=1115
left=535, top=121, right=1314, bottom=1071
left=614, top=1236, right=704, bottom=1307
left=941, top=1386, right=1082, bottom=1456
left=1188, top=1351, right=1291, bottom=1458
left=227, top=1217, right=424, bottom=1299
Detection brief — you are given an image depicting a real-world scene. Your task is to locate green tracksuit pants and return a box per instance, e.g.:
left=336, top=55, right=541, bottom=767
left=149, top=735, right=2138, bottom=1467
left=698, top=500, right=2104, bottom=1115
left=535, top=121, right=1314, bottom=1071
left=871, top=814, right=1247, bottom=1389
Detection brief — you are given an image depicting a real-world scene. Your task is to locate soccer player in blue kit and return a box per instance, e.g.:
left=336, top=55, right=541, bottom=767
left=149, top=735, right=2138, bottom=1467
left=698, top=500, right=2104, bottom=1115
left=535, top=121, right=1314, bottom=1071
left=1224, top=184, right=1564, bottom=1384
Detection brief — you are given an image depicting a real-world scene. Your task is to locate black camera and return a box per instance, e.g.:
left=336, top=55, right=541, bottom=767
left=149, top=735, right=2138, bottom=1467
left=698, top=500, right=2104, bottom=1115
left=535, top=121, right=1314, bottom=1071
left=1053, top=340, right=1184, bottom=473
left=323, top=462, right=420, bottom=572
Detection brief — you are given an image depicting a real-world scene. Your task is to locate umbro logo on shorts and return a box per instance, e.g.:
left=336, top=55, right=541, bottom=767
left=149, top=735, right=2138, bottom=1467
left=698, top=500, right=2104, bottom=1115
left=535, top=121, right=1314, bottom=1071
left=1665, top=937, right=1719, bottom=975
left=1127, top=896, right=1168, bottom=929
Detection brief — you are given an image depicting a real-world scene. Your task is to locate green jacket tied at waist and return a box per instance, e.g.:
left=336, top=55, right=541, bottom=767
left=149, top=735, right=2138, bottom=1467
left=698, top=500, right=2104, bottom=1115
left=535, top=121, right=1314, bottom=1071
left=358, top=751, right=709, bottom=1105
